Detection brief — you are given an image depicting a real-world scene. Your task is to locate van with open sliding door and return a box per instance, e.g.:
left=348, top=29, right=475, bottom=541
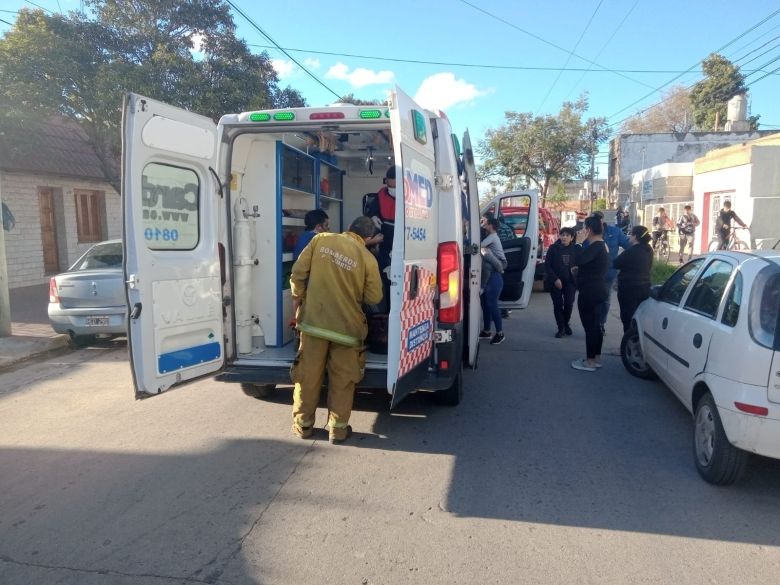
left=480, top=191, right=539, bottom=310
left=122, top=87, right=536, bottom=408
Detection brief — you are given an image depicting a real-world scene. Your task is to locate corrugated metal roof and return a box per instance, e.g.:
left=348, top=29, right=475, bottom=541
left=0, top=116, right=113, bottom=181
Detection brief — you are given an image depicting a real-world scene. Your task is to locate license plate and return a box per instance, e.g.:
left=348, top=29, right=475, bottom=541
left=85, top=316, right=109, bottom=327
left=434, top=330, right=452, bottom=344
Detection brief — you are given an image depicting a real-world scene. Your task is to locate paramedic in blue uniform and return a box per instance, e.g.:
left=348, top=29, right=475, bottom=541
left=293, top=209, right=329, bottom=261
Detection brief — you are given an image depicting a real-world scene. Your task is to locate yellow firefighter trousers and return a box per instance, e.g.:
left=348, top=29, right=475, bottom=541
left=291, top=333, right=366, bottom=433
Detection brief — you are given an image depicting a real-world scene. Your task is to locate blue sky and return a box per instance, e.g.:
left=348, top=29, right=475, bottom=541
left=3, top=0, right=780, bottom=176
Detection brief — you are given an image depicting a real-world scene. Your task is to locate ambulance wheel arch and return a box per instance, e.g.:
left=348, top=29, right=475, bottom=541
left=123, top=93, right=225, bottom=398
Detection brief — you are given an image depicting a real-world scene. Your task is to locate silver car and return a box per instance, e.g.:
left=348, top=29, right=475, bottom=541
left=48, top=240, right=126, bottom=345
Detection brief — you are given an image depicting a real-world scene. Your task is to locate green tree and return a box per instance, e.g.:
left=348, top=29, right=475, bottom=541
left=622, top=85, right=694, bottom=133
left=690, top=53, right=758, bottom=131
left=0, top=2, right=305, bottom=191
left=478, top=96, right=608, bottom=207
left=337, top=93, right=387, bottom=106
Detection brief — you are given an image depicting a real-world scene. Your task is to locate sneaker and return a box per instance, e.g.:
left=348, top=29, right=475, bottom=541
left=571, top=358, right=597, bottom=372
left=501, top=309, right=510, bottom=318
left=490, top=332, right=505, bottom=345
left=564, top=324, right=573, bottom=336
left=479, top=330, right=492, bottom=339
left=292, top=422, right=314, bottom=439
left=329, top=425, right=353, bottom=444
left=555, top=330, right=564, bottom=338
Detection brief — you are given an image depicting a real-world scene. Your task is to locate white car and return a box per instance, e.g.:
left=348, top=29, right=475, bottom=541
left=621, top=251, right=780, bottom=485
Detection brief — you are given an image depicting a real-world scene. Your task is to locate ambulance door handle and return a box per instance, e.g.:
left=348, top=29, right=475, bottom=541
left=129, top=303, right=142, bottom=320
left=409, top=265, right=420, bottom=300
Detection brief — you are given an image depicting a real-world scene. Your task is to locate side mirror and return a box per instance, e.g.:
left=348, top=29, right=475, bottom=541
left=649, top=285, right=662, bottom=300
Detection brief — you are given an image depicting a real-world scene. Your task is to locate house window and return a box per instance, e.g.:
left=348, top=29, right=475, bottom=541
left=74, top=190, right=106, bottom=243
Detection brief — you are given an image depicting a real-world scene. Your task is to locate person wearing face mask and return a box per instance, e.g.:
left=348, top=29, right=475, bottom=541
left=366, top=166, right=397, bottom=273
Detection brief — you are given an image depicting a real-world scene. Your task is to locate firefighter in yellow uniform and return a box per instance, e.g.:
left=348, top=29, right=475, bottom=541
left=290, top=216, right=383, bottom=444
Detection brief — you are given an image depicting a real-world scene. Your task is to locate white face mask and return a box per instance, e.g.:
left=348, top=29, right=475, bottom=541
left=387, top=187, right=396, bottom=197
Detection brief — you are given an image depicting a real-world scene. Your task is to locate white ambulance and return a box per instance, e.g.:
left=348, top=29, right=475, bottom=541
left=122, top=87, right=537, bottom=408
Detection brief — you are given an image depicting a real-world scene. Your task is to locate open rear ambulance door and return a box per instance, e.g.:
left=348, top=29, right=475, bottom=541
left=462, top=130, right=482, bottom=368
left=122, top=93, right=225, bottom=398
left=497, top=191, right=538, bottom=309
left=387, top=87, right=438, bottom=408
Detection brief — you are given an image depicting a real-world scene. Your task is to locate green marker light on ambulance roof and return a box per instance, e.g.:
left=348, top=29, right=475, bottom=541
left=359, top=109, right=382, bottom=119
left=249, top=112, right=271, bottom=122
left=273, top=112, right=295, bottom=121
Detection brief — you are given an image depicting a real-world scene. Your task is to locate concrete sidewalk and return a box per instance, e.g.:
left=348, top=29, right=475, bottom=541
left=0, top=284, right=69, bottom=370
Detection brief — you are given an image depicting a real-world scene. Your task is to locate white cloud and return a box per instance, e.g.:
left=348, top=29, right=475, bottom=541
left=272, top=59, right=296, bottom=79
left=304, top=57, right=321, bottom=70
left=325, top=62, right=395, bottom=88
left=413, top=73, right=489, bottom=111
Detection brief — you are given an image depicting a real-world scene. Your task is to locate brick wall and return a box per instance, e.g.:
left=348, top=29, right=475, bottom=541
left=0, top=171, right=120, bottom=288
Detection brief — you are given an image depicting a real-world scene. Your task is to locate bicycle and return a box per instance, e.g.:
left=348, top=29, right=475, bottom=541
left=652, top=229, right=671, bottom=262
left=708, top=227, right=749, bottom=252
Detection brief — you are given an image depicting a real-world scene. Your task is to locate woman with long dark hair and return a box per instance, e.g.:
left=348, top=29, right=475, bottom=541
left=572, top=216, right=610, bottom=372
left=614, top=225, right=654, bottom=333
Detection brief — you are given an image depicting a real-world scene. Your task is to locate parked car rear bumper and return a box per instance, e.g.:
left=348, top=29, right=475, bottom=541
left=712, top=382, right=780, bottom=459
left=47, top=304, right=126, bottom=336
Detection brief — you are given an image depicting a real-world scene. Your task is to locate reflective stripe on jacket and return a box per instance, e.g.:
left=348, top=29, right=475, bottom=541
left=291, top=231, right=383, bottom=347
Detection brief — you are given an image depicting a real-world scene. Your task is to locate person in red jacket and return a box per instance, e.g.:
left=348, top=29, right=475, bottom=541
left=366, top=166, right=396, bottom=272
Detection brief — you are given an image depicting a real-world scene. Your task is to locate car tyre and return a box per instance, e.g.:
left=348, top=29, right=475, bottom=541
left=240, top=383, right=276, bottom=400
left=693, top=393, right=748, bottom=485
left=620, top=325, right=657, bottom=380
left=433, top=365, right=463, bottom=406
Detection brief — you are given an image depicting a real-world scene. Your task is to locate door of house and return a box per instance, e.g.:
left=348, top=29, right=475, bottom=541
left=701, top=191, right=734, bottom=252
left=38, top=187, right=60, bottom=274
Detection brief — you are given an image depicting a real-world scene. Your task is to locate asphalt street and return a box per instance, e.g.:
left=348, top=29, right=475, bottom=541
left=1, top=290, right=779, bottom=585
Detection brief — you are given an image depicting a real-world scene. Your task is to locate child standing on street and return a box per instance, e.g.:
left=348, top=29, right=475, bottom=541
left=545, top=227, right=578, bottom=338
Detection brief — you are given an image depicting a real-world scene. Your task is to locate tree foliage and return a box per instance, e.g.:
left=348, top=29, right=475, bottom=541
left=621, top=86, right=694, bottom=134
left=690, top=53, right=757, bottom=131
left=337, top=93, right=387, bottom=106
left=478, top=96, right=608, bottom=206
left=0, top=1, right=306, bottom=190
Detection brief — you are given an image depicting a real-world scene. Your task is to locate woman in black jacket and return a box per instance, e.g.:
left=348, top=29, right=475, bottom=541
left=614, top=225, right=654, bottom=333
left=572, top=216, right=610, bottom=372
left=545, top=227, right=578, bottom=337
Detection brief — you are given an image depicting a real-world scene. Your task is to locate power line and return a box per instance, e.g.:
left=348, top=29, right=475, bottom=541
left=536, top=0, right=606, bottom=113
left=607, top=7, right=780, bottom=124
left=730, top=33, right=780, bottom=64
left=224, top=0, right=342, bottom=101
left=456, top=0, right=653, bottom=89
left=738, top=41, right=780, bottom=68
left=564, top=0, right=640, bottom=100
left=246, top=43, right=744, bottom=75
left=23, top=1, right=53, bottom=13
left=749, top=64, right=780, bottom=86
left=0, top=17, right=12, bottom=26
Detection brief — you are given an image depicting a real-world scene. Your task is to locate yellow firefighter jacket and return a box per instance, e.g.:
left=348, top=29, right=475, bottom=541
left=291, top=231, right=383, bottom=347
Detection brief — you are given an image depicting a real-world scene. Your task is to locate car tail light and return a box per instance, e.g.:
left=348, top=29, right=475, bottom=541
left=48, top=277, right=59, bottom=303
left=437, top=241, right=461, bottom=324
left=734, top=402, right=769, bottom=416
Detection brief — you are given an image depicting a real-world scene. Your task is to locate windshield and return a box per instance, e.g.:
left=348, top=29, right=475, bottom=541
left=70, top=242, right=123, bottom=271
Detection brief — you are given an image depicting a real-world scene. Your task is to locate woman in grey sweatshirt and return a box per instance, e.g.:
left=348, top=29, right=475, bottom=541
left=479, top=217, right=507, bottom=345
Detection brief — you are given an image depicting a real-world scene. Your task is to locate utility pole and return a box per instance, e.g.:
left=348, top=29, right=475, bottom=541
left=588, top=122, right=596, bottom=214
left=0, top=181, right=11, bottom=337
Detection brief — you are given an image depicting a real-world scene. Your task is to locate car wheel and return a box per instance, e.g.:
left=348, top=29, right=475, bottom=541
left=620, top=326, right=657, bottom=380
left=433, top=366, right=463, bottom=406
left=693, top=393, right=748, bottom=485
left=68, top=333, right=97, bottom=348
left=240, top=383, right=276, bottom=400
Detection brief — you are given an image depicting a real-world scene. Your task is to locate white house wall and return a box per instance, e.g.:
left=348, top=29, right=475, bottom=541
left=0, top=171, right=121, bottom=288
left=692, top=164, right=752, bottom=252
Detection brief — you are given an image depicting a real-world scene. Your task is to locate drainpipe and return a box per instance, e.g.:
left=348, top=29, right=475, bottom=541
left=0, top=177, right=11, bottom=337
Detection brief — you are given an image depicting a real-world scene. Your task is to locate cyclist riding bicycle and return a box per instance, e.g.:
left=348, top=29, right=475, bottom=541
left=716, top=200, right=747, bottom=250
left=651, top=207, right=673, bottom=249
